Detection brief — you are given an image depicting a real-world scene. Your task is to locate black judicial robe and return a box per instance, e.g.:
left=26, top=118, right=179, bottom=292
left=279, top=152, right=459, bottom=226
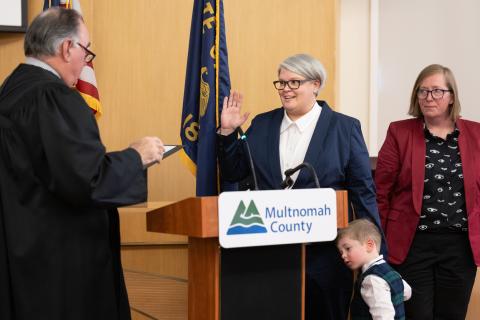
left=0, top=64, right=146, bottom=320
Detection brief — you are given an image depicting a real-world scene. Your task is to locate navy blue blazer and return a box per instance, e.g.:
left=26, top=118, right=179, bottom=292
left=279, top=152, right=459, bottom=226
left=218, top=101, right=383, bottom=249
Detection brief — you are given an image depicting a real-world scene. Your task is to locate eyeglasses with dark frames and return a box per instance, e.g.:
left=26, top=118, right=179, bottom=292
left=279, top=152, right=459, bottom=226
left=76, top=42, right=96, bottom=63
left=273, top=79, right=313, bottom=90
left=417, top=88, right=451, bottom=100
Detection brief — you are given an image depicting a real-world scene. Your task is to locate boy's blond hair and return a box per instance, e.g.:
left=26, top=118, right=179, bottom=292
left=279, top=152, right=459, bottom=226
left=336, top=219, right=381, bottom=253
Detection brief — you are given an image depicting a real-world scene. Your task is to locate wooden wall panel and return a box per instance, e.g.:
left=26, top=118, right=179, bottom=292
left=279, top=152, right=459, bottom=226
left=91, top=0, right=337, bottom=202
left=122, top=245, right=188, bottom=280
left=225, top=0, right=338, bottom=121
left=91, top=0, right=195, bottom=202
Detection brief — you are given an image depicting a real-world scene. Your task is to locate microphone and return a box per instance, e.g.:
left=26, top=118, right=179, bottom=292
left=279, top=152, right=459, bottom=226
left=281, top=162, right=320, bottom=189
left=280, top=175, right=294, bottom=189
left=237, top=127, right=259, bottom=190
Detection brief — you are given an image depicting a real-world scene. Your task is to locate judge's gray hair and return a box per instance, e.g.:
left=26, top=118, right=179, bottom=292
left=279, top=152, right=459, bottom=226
left=24, top=7, right=83, bottom=58
left=278, top=54, right=327, bottom=95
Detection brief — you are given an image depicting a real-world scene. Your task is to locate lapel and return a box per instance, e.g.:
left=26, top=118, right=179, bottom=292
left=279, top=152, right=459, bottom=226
left=411, top=119, right=425, bottom=215
left=295, top=101, right=333, bottom=187
left=456, top=119, right=475, bottom=216
left=267, top=109, right=284, bottom=188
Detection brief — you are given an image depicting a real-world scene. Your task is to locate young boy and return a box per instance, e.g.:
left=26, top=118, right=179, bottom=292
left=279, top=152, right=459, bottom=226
left=336, top=219, right=411, bottom=320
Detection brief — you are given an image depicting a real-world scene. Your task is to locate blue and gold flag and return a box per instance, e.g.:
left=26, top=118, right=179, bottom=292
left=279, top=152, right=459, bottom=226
left=180, top=0, right=231, bottom=196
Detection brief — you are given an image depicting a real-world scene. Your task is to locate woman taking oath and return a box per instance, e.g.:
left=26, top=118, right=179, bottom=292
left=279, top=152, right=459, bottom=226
left=218, top=53, right=382, bottom=320
left=375, top=64, right=479, bottom=319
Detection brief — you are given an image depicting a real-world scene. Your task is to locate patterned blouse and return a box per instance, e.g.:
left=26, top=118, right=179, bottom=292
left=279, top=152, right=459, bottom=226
left=419, top=127, right=468, bottom=232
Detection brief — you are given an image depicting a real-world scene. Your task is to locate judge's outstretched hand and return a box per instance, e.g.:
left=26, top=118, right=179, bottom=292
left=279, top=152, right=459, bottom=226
left=129, top=136, right=165, bottom=168
left=220, top=90, right=250, bottom=136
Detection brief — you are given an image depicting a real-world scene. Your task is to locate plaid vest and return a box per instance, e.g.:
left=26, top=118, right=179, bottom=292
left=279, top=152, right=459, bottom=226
left=350, top=262, right=406, bottom=320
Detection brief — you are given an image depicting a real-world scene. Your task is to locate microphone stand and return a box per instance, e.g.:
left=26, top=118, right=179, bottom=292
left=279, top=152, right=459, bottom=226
left=237, top=127, right=259, bottom=190
left=281, top=162, right=320, bottom=189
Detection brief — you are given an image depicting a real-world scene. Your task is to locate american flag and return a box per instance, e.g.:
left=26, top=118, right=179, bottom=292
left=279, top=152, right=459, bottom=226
left=43, top=0, right=103, bottom=116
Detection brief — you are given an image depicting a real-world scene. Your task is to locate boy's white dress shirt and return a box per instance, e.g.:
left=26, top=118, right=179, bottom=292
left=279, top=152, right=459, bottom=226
left=360, top=255, right=412, bottom=320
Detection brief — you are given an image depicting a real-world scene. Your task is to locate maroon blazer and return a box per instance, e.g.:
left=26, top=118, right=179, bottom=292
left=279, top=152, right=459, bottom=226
left=375, top=118, right=480, bottom=265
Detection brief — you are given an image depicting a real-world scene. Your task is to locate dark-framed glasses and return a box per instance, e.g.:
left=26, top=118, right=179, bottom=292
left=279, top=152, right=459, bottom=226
left=273, top=79, right=312, bottom=90
left=76, top=42, right=96, bottom=63
left=417, top=88, right=451, bottom=100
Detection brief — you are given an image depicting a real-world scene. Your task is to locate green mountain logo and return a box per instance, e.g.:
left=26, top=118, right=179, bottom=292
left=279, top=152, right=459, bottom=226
left=227, top=200, right=267, bottom=235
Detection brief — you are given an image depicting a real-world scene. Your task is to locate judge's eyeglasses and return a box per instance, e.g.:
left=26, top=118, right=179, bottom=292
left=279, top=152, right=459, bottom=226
left=76, top=42, right=96, bottom=63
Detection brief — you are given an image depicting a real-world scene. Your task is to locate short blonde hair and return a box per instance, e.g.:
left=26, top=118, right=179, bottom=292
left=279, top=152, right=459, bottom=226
left=278, top=53, right=327, bottom=94
left=336, top=219, right=381, bottom=253
left=408, top=64, right=461, bottom=121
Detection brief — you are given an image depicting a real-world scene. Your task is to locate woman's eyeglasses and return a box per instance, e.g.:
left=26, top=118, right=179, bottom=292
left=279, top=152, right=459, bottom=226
left=273, top=79, right=312, bottom=90
left=417, top=88, right=451, bottom=100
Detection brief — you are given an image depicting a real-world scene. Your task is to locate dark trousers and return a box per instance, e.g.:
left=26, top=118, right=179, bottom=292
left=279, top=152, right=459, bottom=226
left=393, top=232, right=477, bottom=320
left=306, top=241, right=353, bottom=320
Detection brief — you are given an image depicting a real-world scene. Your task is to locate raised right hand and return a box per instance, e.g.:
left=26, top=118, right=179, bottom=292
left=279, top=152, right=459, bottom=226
left=220, top=90, right=250, bottom=136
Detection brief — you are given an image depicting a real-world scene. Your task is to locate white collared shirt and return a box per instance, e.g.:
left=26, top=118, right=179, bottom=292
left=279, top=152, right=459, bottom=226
left=279, top=102, right=321, bottom=185
left=25, top=57, right=60, bottom=78
left=360, top=255, right=412, bottom=320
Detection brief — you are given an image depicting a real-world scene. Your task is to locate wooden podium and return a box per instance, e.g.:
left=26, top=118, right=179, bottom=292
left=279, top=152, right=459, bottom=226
left=146, top=191, right=349, bottom=320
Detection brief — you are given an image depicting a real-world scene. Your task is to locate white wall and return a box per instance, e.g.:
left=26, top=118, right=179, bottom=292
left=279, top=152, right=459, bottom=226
left=338, top=0, right=371, bottom=144
left=339, top=0, right=480, bottom=155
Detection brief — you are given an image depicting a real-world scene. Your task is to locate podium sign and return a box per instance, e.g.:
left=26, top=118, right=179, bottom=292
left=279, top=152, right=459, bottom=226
left=218, top=188, right=337, bottom=248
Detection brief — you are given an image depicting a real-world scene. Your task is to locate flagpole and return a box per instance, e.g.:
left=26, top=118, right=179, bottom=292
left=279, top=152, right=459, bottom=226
left=215, top=0, right=220, bottom=128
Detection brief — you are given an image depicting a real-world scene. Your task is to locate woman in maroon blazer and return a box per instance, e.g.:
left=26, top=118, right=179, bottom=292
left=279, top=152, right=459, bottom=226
left=375, top=64, right=479, bottom=319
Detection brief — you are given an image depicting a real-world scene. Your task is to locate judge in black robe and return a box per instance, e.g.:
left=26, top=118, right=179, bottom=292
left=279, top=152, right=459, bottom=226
left=0, top=7, right=164, bottom=320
